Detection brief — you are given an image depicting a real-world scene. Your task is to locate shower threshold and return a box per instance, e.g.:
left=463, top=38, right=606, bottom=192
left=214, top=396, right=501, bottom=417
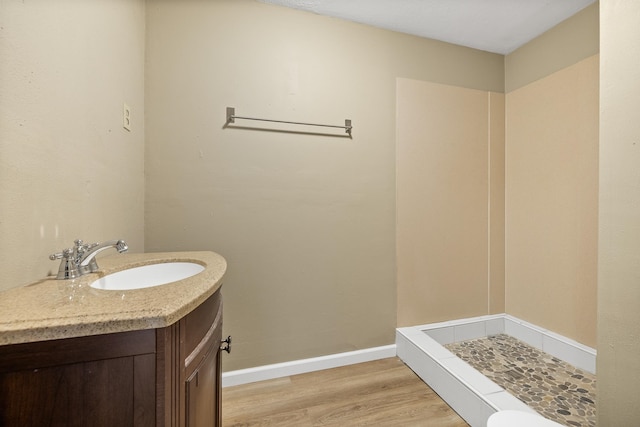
left=396, top=314, right=596, bottom=427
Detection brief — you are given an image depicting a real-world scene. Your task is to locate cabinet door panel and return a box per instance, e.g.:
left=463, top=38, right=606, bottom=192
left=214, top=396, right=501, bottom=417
left=82, top=358, right=134, bottom=426
left=0, top=363, right=84, bottom=427
left=0, top=356, right=143, bottom=427
left=185, top=346, right=220, bottom=427
left=134, top=354, right=156, bottom=427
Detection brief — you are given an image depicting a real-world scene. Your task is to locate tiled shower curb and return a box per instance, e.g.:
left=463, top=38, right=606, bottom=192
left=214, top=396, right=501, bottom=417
left=396, top=314, right=596, bottom=427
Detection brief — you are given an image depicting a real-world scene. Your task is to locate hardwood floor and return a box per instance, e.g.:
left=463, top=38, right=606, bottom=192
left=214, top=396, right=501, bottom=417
left=222, top=357, right=469, bottom=426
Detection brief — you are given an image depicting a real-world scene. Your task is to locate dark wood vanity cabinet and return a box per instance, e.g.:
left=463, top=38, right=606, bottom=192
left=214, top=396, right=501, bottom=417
left=0, top=289, right=223, bottom=427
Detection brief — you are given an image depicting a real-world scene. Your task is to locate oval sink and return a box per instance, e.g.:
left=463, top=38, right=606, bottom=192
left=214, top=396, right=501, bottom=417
left=90, top=262, right=205, bottom=291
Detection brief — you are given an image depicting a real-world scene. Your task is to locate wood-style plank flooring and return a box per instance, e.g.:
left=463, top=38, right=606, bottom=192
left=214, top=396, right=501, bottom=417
left=222, top=357, right=469, bottom=426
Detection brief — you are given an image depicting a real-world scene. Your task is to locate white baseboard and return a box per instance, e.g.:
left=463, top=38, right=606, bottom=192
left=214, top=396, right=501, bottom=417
left=222, top=344, right=397, bottom=388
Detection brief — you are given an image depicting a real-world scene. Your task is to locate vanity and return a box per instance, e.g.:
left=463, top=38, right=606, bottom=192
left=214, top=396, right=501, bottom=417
left=0, top=251, right=227, bottom=427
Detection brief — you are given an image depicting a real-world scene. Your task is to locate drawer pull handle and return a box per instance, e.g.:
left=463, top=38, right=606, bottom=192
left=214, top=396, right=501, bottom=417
left=220, top=336, right=232, bottom=354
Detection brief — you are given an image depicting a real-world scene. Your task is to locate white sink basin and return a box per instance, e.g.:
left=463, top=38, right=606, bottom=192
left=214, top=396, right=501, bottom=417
left=90, top=262, right=205, bottom=291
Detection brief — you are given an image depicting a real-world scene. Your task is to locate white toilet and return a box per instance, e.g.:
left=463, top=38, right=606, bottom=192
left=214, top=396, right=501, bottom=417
left=487, top=410, right=564, bottom=427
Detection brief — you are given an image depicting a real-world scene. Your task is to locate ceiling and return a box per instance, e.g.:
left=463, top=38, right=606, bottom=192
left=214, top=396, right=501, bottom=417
left=258, top=0, right=596, bottom=55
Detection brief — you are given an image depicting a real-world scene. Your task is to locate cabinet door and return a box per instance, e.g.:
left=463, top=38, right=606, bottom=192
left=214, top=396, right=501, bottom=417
left=185, top=345, right=220, bottom=427
left=0, top=331, right=156, bottom=427
left=181, top=290, right=223, bottom=427
left=0, top=356, right=157, bottom=427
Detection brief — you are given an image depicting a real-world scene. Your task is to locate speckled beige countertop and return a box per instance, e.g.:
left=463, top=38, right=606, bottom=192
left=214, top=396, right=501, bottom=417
left=0, top=251, right=226, bottom=346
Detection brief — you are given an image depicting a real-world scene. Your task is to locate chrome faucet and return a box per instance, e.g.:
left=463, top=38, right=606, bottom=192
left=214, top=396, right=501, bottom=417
left=50, top=239, right=128, bottom=279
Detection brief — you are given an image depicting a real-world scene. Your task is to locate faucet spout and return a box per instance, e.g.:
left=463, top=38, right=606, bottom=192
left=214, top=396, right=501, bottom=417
left=78, top=239, right=128, bottom=273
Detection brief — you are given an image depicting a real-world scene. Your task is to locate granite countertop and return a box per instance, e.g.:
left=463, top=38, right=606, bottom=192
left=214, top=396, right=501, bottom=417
left=0, top=251, right=226, bottom=346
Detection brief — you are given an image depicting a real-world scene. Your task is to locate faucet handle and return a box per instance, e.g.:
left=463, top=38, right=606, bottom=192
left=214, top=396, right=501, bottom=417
left=74, top=239, right=96, bottom=249
left=74, top=239, right=97, bottom=260
left=49, top=248, right=81, bottom=279
left=49, top=248, right=72, bottom=261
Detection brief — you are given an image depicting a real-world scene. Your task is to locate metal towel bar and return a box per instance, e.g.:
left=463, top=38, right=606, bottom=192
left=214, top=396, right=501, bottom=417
left=226, top=107, right=352, bottom=136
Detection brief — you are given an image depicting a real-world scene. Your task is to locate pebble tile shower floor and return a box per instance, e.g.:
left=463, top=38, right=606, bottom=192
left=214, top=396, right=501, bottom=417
left=445, top=334, right=596, bottom=427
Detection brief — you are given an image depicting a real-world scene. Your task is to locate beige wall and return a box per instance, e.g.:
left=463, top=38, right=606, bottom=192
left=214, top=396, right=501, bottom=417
left=598, top=0, right=640, bottom=423
left=0, top=0, right=145, bottom=291
left=505, top=2, right=599, bottom=92
left=144, top=0, right=503, bottom=371
left=396, top=79, right=505, bottom=326
left=505, top=55, right=599, bottom=348
left=1, top=0, right=606, bottom=380
left=489, top=93, right=506, bottom=314
left=502, top=2, right=600, bottom=348
left=395, top=4, right=598, bottom=336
